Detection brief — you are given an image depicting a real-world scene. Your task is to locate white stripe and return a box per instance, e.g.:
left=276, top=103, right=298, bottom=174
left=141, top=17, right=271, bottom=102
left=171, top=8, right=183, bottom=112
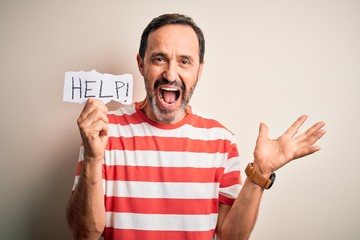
left=109, top=104, right=136, bottom=116
left=72, top=176, right=79, bottom=190
left=106, top=212, right=218, bottom=231
left=192, top=109, right=215, bottom=121
left=219, top=183, right=242, bottom=199
left=104, top=150, right=228, bottom=168
left=105, top=181, right=219, bottom=199
left=77, top=147, right=84, bottom=161
left=72, top=168, right=239, bottom=200
left=108, top=122, right=234, bottom=141
left=224, top=156, right=241, bottom=173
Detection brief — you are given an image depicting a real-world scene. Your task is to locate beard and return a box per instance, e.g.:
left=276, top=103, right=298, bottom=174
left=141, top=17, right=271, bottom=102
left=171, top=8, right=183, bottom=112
left=145, top=77, right=197, bottom=124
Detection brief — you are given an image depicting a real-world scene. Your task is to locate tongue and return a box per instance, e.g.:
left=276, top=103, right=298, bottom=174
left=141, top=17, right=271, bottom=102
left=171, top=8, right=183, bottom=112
left=163, top=90, right=177, bottom=104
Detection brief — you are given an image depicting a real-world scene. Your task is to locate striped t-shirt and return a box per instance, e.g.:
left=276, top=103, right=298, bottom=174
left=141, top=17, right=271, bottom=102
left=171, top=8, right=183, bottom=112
left=73, top=102, right=242, bottom=240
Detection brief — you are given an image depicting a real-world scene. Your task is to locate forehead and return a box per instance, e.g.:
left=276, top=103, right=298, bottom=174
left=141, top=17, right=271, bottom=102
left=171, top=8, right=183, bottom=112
left=146, top=24, right=200, bottom=59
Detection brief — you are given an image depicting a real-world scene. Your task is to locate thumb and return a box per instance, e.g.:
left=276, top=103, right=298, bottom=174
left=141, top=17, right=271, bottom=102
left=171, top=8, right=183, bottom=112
left=258, top=122, right=269, bottom=139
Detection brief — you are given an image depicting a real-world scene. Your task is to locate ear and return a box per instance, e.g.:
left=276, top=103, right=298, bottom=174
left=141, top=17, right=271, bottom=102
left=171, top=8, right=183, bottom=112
left=136, top=53, right=144, bottom=76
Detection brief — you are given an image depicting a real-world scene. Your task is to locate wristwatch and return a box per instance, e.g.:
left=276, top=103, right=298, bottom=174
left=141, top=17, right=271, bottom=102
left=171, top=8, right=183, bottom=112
left=245, top=163, right=276, bottom=189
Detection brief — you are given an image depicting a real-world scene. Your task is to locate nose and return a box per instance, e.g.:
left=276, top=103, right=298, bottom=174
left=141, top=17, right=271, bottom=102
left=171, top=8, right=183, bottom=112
left=162, top=61, right=179, bottom=82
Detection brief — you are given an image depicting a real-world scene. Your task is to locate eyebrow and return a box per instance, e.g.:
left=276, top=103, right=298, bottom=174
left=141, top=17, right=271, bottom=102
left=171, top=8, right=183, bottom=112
left=150, top=52, right=195, bottom=62
left=150, top=52, right=167, bottom=59
left=180, top=55, right=194, bottom=62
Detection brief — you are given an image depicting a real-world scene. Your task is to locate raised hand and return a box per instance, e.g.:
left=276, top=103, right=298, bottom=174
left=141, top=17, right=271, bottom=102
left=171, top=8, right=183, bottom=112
left=253, top=115, right=326, bottom=176
left=77, top=98, right=109, bottom=162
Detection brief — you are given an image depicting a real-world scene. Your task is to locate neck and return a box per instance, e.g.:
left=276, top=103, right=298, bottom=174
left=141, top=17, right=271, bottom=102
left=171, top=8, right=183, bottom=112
left=139, top=99, right=189, bottom=124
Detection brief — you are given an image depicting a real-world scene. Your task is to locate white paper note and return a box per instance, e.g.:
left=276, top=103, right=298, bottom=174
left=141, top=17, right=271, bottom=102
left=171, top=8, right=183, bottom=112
left=63, top=70, right=133, bottom=104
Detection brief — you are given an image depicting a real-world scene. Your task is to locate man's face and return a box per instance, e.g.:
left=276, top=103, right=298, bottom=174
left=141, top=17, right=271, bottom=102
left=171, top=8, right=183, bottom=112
left=137, top=24, right=204, bottom=124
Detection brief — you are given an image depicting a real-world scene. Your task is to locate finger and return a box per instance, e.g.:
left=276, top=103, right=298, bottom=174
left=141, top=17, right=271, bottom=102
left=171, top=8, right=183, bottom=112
left=91, top=119, right=109, bottom=137
left=293, top=145, right=322, bottom=160
left=284, top=114, right=308, bottom=137
left=258, top=122, right=269, bottom=139
left=298, top=128, right=326, bottom=149
left=99, top=121, right=109, bottom=137
left=82, top=98, right=108, bottom=117
left=78, top=98, right=108, bottom=123
left=296, top=121, right=326, bottom=143
left=80, top=117, right=109, bottom=143
left=78, top=108, right=109, bottom=130
left=81, top=120, right=109, bottom=160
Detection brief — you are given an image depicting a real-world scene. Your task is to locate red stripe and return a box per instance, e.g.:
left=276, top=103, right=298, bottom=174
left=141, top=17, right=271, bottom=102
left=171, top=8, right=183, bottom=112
left=220, top=171, right=241, bottom=188
left=108, top=112, right=142, bottom=125
left=228, top=143, right=240, bottom=159
left=219, top=194, right=236, bottom=205
left=102, top=227, right=215, bottom=240
left=105, top=165, right=224, bottom=182
left=189, top=114, right=232, bottom=131
left=107, top=136, right=231, bottom=153
left=105, top=197, right=218, bottom=214
left=75, top=161, right=82, bottom=176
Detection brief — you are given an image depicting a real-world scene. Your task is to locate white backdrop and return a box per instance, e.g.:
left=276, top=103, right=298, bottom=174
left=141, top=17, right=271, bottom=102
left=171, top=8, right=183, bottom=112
left=1, top=0, right=359, bottom=239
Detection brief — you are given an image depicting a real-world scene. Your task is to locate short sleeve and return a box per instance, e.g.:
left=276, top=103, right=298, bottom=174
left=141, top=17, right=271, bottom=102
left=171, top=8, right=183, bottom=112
left=218, top=137, right=242, bottom=205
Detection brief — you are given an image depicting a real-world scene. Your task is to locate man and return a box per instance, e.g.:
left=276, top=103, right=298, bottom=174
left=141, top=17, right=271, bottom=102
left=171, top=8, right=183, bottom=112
left=67, top=13, right=326, bottom=240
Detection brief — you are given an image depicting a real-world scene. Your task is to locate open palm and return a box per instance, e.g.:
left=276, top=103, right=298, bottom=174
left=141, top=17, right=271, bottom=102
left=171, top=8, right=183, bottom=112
left=253, top=115, right=326, bottom=176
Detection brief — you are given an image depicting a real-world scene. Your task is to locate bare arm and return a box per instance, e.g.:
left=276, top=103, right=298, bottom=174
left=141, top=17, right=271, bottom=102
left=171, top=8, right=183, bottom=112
left=216, top=115, right=326, bottom=239
left=216, top=179, right=263, bottom=240
left=66, top=98, right=109, bottom=239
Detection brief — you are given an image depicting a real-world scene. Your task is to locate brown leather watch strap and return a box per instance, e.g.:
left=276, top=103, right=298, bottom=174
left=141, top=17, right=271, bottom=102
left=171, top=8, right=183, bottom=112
left=245, top=163, right=275, bottom=189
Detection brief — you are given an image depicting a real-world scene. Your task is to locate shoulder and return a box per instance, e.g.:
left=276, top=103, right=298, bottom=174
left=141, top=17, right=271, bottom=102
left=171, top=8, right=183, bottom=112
left=190, top=108, right=235, bottom=135
left=108, top=103, right=136, bottom=116
left=107, top=103, right=143, bottom=125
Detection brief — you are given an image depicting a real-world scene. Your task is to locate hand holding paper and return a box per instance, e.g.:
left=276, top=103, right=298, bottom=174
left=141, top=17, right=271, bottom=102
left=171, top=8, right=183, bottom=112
left=63, top=70, right=133, bottom=104
left=77, top=98, right=109, bottom=162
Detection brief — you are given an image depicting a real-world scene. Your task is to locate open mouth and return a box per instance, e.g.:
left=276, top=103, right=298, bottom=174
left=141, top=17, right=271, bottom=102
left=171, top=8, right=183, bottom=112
left=159, top=86, right=181, bottom=105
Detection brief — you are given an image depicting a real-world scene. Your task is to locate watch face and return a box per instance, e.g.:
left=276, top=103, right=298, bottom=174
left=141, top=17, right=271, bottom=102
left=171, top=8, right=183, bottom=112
left=268, top=173, right=276, bottom=189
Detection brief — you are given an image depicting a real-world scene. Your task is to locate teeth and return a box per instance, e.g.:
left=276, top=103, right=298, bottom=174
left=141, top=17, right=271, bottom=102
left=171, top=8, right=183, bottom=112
left=161, top=87, right=178, bottom=91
